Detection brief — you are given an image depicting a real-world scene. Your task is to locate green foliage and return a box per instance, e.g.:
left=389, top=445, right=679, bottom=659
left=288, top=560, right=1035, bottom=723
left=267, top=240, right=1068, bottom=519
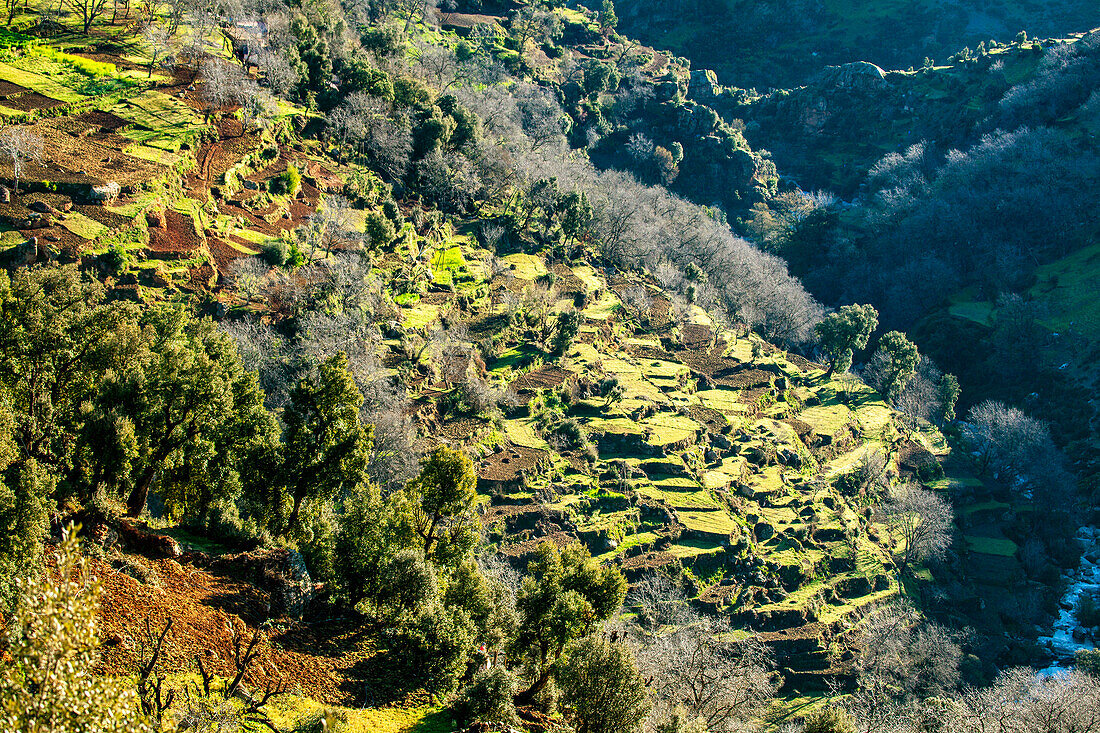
left=390, top=601, right=474, bottom=698
left=1078, top=593, right=1100, bottom=628
left=365, top=210, right=397, bottom=250
left=262, top=239, right=291, bottom=266
left=1076, top=648, right=1100, bottom=676
left=0, top=432, right=50, bottom=611
left=451, top=667, right=521, bottom=728
left=332, top=482, right=414, bottom=610
left=0, top=526, right=154, bottom=732
left=814, top=303, right=878, bottom=377
left=513, top=542, right=628, bottom=701
left=804, top=706, right=856, bottom=733
left=271, top=164, right=302, bottom=197
left=555, top=636, right=649, bottom=733
left=28, top=45, right=116, bottom=76
left=938, top=373, right=960, bottom=424
left=281, top=352, right=371, bottom=531
left=552, top=310, right=581, bottom=356
left=871, top=330, right=920, bottom=402
left=102, top=245, right=132, bottom=275
left=79, top=307, right=279, bottom=521
left=403, top=446, right=479, bottom=565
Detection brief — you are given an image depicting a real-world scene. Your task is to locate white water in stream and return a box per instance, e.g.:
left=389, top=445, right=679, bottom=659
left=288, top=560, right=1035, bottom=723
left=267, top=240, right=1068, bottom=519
left=1039, top=526, right=1100, bottom=673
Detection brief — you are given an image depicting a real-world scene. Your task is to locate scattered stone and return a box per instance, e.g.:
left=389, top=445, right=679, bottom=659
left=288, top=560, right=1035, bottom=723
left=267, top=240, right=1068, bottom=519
left=90, top=181, right=121, bottom=203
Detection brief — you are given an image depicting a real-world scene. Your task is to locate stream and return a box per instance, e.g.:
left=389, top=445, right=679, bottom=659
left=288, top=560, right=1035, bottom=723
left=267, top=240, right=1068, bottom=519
left=1039, top=525, right=1100, bottom=672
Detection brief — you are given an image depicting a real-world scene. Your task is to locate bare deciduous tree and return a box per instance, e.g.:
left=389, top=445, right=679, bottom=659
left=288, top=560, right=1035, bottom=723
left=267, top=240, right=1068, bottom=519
left=949, top=667, right=1100, bottom=733
left=882, top=483, right=953, bottom=572
left=64, top=0, right=109, bottom=33
left=639, top=613, right=777, bottom=733
left=847, top=601, right=961, bottom=731
left=0, top=126, right=44, bottom=194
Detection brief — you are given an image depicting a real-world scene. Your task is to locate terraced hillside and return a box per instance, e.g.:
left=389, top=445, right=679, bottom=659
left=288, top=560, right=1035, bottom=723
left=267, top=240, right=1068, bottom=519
left=0, top=13, right=1010, bottom=726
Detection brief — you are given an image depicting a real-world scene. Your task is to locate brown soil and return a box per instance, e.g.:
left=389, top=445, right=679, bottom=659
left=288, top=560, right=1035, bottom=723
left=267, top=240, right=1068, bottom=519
left=73, top=109, right=132, bottom=133
left=147, top=209, right=203, bottom=255
left=688, top=405, right=727, bottom=433
left=512, top=365, right=574, bottom=392
left=5, top=90, right=64, bottom=110
left=73, top=203, right=132, bottom=229
left=0, top=80, right=28, bottom=97
left=439, top=12, right=503, bottom=28
left=3, top=91, right=65, bottom=112
left=787, top=353, right=823, bottom=372
left=92, top=553, right=363, bottom=704
left=499, top=531, right=577, bottom=560
left=680, top=323, right=714, bottom=351
left=478, top=444, right=547, bottom=485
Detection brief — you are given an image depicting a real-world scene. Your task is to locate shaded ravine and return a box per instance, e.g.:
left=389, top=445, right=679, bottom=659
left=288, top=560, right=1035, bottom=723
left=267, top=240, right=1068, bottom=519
left=1040, top=526, right=1100, bottom=672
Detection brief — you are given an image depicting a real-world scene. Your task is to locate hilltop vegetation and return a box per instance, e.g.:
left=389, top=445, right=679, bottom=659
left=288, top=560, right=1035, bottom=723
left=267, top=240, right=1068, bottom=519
left=0, top=1, right=1095, bottom=732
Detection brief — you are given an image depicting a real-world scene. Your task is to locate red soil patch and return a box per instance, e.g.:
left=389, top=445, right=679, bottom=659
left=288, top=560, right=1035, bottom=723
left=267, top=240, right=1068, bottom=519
left=688, top=405, right=727, bottom=433
left=680, top=323, right=714, bottom=351
left=511, top=364, right=573, bottom=392
left=207, top=236, right=251, bottom=276
left=621, top=551, right=678, bottom=572
left=75, top=109, right=132, bottom=132
left=786, top=353, right=823, bottom=372
left=93, top=554, right=362, bottom=704
left=439, top=12, right=503, bottom=28
left=147, top=209, right=203, bottom=255
left=499, top=531, right=577, bottom=560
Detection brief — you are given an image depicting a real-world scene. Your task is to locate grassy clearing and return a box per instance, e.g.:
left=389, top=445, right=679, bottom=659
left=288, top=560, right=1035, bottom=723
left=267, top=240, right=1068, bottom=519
left=1029, top=239, right=1100, bottom=340
left=798, top=402, right=852, bottom=436
left=267, top=695, right=452, bottom=733
left=59, top=212, right=108, bottom=240
left=678, top=510, right=738, bottom=536
left=500, top=252, right=546, bottom=280
left=965, top=535, right=1019, bottom=557
left=0, top=60, right=85, bottom=103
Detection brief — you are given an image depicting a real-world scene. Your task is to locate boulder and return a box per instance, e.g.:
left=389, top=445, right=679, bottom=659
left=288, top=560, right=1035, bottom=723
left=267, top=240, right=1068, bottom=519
left=0, top=186, right=9, bottom=203
left=146, top=207, right=167, bottom=229
left=208, top=547, right=315, bottom=618
left=117, top=521, right=183, bottom=559
left=689, top=68, right=720, bottom=99
left=90, top=181, right=121, bottom=203
left=815, top=61, right=888, bottom=90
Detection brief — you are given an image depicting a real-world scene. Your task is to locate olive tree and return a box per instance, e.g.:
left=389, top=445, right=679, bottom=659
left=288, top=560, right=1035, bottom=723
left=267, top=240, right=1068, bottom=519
left=403, top=445, right=479, bottom=564
left=814, top=304, right=878, bottom=378
left=865, top=330, right=919, bottom=402
left=512, top=542, right=627, bottom=704
left=556, top=636, right=650, bottom=733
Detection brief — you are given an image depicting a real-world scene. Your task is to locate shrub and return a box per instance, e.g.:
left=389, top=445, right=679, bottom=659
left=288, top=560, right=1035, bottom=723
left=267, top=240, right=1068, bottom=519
left=451, top=667, right=520, bottom=728
left=390, top=603, right=474, bottom=697
left=261, top=238, right=290, bottom=266
left=804, top=706, right=855, bottom=733
left=271, top=164, right=301, bottom=197
left=102, top=245, right=131, bottom=274
left=1076, top=648, right=1100, bottom=676
left=556, top=636, right=649, bottom=733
